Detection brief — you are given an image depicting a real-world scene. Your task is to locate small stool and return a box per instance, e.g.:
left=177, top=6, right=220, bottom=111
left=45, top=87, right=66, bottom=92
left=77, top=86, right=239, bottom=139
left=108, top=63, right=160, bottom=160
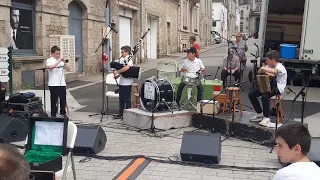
left=271, top=95, right=284, bottom=123
left=132, top=83, right=140, bottom=108
left=212, top=93, right=228, bottom=115
left=225, top=87, right=243, bottom=117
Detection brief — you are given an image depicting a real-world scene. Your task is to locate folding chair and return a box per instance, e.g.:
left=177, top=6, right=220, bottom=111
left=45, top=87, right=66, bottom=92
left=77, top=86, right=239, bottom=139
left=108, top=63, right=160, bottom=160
left=56, top=121, right=78, bottom=180
left=106, top=73, right=120, bottom=119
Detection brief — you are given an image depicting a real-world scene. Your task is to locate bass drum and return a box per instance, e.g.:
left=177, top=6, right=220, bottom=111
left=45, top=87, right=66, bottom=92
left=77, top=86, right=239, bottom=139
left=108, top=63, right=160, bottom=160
left=140, top=78, right=175, bottom=112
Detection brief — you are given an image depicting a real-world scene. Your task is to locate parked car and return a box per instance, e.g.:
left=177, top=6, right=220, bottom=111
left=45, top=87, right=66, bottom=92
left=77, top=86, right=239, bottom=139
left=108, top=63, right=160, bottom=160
left=211, top=31, right=222, bottom=44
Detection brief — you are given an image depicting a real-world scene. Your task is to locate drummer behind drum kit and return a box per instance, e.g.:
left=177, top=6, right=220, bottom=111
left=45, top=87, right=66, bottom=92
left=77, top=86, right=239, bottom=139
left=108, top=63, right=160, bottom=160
left=139, top=70, right=208, bottom=113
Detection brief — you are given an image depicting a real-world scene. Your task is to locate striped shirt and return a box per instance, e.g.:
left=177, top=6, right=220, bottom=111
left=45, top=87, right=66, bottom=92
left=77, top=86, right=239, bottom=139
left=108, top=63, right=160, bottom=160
left=223, top=55, right=240, bottom=70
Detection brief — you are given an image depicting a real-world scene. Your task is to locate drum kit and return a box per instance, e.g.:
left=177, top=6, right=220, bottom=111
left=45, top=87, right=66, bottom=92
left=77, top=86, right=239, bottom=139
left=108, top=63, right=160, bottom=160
left=139, top=72, right=204, bottom=113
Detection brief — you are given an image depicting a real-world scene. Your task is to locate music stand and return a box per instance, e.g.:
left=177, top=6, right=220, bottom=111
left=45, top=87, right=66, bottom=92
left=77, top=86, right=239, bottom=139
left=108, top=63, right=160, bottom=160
left=88, top=27, right=113, bottom=122
left=35, top=67, right=49, bottom=117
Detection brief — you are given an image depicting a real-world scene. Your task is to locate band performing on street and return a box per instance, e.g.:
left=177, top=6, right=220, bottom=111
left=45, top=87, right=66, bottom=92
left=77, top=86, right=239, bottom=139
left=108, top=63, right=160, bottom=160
left=1, top=32, right=320, bottom=180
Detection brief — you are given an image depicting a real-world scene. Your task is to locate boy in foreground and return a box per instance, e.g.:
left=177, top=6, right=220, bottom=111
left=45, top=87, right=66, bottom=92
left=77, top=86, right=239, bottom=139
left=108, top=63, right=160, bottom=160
left=273, top=123, right=320, bottom=179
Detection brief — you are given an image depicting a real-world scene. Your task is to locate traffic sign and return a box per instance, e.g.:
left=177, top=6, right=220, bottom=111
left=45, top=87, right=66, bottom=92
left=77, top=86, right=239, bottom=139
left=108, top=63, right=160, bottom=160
left=0, top=62, right=9, bottom=69
left=0, top=54, right=9, bottom=62
left=0, top=69, right=9, bottom=76
left=0, top=48, right=8, bottom=55
left=0, top=76, right=10, bottom=82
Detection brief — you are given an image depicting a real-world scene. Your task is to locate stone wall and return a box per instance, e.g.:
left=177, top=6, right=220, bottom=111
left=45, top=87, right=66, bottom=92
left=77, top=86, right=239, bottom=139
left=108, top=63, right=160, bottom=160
left=144, top=0, right=179, bottom=57
left=110, top=0, right=141, bottom=62
left=0, top=0, right=10, bottom=48
left=1, top=0, right=107, bottom=90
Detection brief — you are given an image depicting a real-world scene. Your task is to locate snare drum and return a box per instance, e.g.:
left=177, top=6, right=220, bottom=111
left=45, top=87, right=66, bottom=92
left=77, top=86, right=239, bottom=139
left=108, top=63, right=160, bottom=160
left=182, top=73, right=200, bottom=86
left=140, top=78, right=176, bottom=112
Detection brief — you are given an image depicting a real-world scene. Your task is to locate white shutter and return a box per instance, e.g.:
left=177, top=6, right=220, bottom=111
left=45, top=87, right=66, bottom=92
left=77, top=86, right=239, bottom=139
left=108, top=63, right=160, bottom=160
left=49, top=35, right=76, bottom=72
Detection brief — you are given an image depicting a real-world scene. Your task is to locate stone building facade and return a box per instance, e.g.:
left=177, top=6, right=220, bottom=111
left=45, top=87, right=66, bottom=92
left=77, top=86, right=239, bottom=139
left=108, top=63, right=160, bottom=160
left=1, top=0, right=107, bottom=90
left=109, top=0, right=141, bottom=63
left=142, top=0, right=180, bottom=59
left=0, top=0, right=213, bottom=90
left=179, top=0, right=212, bottom=52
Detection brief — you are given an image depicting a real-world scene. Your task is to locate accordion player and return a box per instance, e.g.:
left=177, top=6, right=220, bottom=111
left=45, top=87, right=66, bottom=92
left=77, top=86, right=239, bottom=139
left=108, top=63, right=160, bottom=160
left=110, top=61, right=141, bottom=79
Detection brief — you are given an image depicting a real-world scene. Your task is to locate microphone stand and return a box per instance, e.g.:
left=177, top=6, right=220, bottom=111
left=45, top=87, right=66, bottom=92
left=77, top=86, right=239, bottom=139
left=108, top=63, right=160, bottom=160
left=269, top=90, right=292, bottom=153
left=292, top=76, right=312, bottom=124
left=200, top=80, right=245, bottom=134
left=213, top=67, right=220, bottom=80
left=88, top=27, right=114, bottom=122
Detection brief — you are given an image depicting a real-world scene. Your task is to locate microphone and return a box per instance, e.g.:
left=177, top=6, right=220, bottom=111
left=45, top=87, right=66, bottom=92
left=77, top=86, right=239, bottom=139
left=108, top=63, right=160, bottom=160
left=65, top=59, right=69, bottom=63
left=110, top=26, right=118, bottom=33
left=287, top=87, right=296, bottom=94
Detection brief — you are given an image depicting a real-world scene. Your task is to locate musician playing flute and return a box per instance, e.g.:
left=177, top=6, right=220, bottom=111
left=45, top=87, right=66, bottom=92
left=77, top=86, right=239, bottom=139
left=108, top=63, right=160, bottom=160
left=176, top=47, right=205, bottom=107
left=248, top=50, right=287, bottom=127
left=113, top=45, right=133, bottom=119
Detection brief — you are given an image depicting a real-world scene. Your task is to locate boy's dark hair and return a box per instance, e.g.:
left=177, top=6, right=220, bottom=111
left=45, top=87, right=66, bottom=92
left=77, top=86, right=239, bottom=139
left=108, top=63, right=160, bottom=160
left=50, top=45, right=60, bottom=54
left=189, top=36, right=196, bottom=42
left=121, top=46, right=131, bottom=53
left=266, top=50, right=279, bottom=62
left=275, top=123, right=311, bottom=155
left=0, top=144, right=30, bottom=180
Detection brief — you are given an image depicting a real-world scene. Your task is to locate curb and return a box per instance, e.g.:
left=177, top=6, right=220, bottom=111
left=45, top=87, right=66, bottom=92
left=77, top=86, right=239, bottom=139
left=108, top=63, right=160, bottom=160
left=68, top=43, right=226, bottom=91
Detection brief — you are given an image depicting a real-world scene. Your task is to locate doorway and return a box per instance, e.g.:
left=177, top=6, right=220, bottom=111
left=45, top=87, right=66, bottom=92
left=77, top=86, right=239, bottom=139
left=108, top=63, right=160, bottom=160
left=167, top=22, right=171, bottom=55
left=147, top=16, right=157, bottom=59
left=68, top=1, right=83, bottom=73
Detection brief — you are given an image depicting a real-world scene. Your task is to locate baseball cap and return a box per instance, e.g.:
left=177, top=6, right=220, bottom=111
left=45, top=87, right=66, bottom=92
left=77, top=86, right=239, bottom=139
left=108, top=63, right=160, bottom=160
left=186, top=47, right=197, bottom=54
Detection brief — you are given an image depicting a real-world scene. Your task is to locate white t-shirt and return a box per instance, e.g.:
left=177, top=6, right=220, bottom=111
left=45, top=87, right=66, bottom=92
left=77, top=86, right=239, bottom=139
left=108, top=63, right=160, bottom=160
left=46, top=57, right=66, bottom=86
left=267, top=63, right=287, bottom=94
left=273, top=162, right=320, bottom=180
left=117, top=55, right=133, bottom=86
left=182, top=58, right=205, bottom=74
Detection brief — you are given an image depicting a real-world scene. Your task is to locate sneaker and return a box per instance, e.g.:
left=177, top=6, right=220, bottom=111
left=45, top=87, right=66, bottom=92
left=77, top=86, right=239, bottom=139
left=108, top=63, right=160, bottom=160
left=250, top=113, right=264, bottom=122
left=113, top=114, right=122, bottom=119
left=259, top=117, right=271, bottom=127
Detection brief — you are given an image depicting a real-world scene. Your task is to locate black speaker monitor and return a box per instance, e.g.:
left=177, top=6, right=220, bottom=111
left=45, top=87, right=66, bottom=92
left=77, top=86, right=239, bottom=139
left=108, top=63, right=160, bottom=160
left=74, top=125, right=107, bottom=155
left=180, top=131, right=221, bottom=164
left=0, top=114, right=28, bottom=142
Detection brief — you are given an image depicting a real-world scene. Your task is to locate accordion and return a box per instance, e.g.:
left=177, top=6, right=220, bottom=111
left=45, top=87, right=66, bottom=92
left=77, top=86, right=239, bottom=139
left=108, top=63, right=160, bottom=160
left=256, top=75, right=277, bottom=93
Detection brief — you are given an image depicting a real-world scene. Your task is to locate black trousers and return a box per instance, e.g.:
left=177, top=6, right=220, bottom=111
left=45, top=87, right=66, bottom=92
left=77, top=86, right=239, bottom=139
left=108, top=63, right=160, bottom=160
left=221, top=69, right=241, bottom=88
left=176, top=82, right=203, bottom=106
left=248, top=89, right=279, bottom=118
left=119, top=85, right=132, bottom=115
left=49, top=86, right=66, bottom=116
